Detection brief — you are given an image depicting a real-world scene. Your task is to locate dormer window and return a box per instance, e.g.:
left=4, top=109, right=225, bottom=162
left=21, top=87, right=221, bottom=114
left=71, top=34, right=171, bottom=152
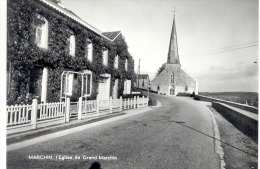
left=125, top=59, right=128, bottom=71
left=103, top=48, right=108, bottom=66
left=114, top=55, right=119, bottom=69
left=69, top=35, right=75, bottom=57
left=34, top=15, right=48, bottom=49
left=86, top=39, right=93, bottom=62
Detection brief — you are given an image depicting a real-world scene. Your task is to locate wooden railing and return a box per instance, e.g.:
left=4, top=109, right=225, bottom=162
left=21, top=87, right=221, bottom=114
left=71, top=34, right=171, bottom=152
left=6, top=96, right=149, bottom=134
left=7, top=104, right=32, bottom=127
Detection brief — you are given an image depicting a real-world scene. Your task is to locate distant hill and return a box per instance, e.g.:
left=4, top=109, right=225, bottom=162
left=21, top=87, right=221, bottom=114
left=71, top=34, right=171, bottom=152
left=198, top=92, right=258, bottom=108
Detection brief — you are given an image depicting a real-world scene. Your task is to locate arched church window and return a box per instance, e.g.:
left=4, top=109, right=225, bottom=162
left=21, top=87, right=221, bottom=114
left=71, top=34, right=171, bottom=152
left=170, top=73, right=174, bottom=83
left=157, top=85, right=160, bottom=91
left=34, top=15, right=48, bottom=49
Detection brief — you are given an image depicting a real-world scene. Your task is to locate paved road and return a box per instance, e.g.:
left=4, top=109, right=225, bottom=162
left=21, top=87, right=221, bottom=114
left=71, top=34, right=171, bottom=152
left=7, top=94, right=221, bottom=169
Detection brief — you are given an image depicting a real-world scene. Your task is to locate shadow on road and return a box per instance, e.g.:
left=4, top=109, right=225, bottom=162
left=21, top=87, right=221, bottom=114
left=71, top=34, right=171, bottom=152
left=171, top=120, right=257, bottom=158
left=89, top=161, right=101, bottom=169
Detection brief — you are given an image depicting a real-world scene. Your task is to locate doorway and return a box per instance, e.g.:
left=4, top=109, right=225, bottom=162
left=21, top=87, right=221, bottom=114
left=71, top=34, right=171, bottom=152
left=97, top=74, right=111, bottom=100
left=170, top=86, right=175, bottom=95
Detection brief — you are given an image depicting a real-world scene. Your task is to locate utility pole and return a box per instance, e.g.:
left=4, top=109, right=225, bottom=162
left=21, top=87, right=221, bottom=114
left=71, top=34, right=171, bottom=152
left=137, top=58, right=140, bottom=88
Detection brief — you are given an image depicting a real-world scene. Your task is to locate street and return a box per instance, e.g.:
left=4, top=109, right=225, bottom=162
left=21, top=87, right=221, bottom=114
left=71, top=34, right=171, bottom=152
left=8, top=94, right=221, bottom=169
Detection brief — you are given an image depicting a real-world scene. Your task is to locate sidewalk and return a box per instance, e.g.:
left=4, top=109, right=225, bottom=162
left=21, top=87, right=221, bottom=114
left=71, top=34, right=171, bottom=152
left=7, top=101, right=161, bottom=152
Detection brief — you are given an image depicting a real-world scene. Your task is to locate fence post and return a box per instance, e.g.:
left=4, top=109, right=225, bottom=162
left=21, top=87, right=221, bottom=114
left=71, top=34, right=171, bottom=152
left=65, top=98, right=70, bottom=122
left=110, top=96, right=113, bottom=113
left=124, top=98, right=127, bottom=109
left=137, top=96, right=139, bottom=109
left=127, top=98, right=129, bottom=109
left=130, top=98, right=132, bottom=109
left=31, top=99, right=38, bottom=129
left=78, top=97, right=82, bottom=120
left=120, top=96, right=123, bottom=111
left=142, top=96, right=145, bottom=107
left=134, top=96, right=137, bottom=109
left=96, top=97, right=99, bottom=116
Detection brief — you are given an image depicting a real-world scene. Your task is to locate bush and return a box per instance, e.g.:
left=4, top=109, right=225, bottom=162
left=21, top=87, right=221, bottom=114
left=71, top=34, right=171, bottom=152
left=177, top=92, right=192, bottom=97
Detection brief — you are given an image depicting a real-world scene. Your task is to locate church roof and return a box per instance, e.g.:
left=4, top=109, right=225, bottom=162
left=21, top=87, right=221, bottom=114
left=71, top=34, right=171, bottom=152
left=167, top=15, right=180, bottom=64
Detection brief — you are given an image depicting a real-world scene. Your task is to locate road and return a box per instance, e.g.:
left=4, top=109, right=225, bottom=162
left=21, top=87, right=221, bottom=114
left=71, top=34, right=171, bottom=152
left=7, top=94, right=221, bottom=169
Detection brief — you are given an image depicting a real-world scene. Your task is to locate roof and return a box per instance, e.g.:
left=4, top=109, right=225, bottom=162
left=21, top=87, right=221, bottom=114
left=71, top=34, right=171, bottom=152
left=137, top=74, right=149, bottom=79
left=39, top=0, right=120, bottom=42
left=102, top=31, right=121, bottom=41
left=167, top=15, right=180, bottom=64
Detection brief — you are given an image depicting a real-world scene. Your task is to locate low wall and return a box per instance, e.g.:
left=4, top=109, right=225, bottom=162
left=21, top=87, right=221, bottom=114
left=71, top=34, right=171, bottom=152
left=195, top=95, right=258, bottom=114
left=212, top=102, right=258, bottom=142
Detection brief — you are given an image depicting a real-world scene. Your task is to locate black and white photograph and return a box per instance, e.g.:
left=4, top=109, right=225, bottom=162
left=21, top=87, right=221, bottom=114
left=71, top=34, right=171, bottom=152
left=1, top=0, right=258, bottom=168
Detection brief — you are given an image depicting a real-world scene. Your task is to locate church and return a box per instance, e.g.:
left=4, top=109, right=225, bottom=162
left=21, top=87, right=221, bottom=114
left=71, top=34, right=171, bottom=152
left=151, top=14, right=198, bottom=96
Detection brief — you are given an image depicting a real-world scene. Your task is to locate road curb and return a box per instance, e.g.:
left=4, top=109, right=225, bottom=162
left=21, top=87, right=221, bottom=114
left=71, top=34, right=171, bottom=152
left=206, top=106, right=226, bottom=169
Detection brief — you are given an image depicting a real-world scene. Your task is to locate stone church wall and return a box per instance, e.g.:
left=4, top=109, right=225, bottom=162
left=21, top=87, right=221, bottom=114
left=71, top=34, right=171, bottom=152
left=151, top=64, right=196, bottom=95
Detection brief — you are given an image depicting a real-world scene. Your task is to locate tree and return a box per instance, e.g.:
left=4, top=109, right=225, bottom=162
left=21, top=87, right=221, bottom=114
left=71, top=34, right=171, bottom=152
left=156, top=63, right=166, bottom=76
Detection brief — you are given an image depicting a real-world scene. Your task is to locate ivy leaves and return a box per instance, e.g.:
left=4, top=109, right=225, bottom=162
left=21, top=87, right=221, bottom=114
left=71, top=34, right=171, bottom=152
left=7, top=0, right=135, bottom=104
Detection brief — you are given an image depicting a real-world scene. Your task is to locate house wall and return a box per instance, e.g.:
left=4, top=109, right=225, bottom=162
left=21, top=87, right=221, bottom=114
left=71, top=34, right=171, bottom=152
left=7, top=0, right=135, bottom=104
left=135, top=78, right=149, bottom=89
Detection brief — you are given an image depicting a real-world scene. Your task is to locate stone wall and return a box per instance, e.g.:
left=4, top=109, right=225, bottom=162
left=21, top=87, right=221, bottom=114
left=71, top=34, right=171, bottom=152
left=151, top=64, right=196, bottom=95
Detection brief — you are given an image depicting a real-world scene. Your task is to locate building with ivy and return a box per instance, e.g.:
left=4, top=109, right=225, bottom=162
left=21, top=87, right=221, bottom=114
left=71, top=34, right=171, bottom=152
left=151, top=14, right=198, bottom=95
left=7, top=0, right=135, bottom=105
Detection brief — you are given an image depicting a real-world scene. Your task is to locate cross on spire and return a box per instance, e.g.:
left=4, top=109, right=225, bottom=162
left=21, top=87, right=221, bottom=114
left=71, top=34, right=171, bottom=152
left=172, top=6, right=177, bottom=16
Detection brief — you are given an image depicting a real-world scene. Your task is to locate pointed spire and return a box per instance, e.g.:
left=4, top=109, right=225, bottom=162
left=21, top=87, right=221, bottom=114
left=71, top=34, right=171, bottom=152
left=167, top=12, right=180, bottom=64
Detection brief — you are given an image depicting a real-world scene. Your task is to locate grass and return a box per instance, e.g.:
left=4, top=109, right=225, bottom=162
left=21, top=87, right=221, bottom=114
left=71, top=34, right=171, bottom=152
left=199, top=92, right=258, bottom=108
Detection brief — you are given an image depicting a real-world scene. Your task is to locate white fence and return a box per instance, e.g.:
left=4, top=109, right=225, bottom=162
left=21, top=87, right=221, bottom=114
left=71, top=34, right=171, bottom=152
left=6, top=96, right=148, bottom=134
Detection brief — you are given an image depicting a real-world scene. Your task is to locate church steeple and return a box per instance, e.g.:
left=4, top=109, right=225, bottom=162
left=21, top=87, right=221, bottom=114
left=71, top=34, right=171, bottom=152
left=167, top=13, right=180, bottom=64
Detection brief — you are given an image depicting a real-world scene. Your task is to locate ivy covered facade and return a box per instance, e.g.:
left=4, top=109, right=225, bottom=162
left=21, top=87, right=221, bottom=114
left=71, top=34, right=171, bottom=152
left=7, top=0, right=135, bottom=105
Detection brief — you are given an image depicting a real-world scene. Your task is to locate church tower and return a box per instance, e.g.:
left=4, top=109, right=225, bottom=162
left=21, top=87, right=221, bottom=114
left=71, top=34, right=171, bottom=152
left=167, top=14, right=180, bottom=65
left=151, top=11, right=198, bottom=96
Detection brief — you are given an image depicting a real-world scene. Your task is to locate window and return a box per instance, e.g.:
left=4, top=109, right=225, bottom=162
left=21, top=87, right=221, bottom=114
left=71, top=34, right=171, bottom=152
left=72, top=74, right=78, bottom=95
left=82, top=73, right=92, bottom=96
left=29, top=67, right=43, bottom=98
left=69, top=35, right=76, bottom=57
left=114, top=55, right=119, bottom=69
left=103, top=49, right=108, bottom=66
left=86, top=39, right=93, bottom=62
left=171, top=73, right=174, bottom=83
left=185, top=85, right=188, bottom=92
left=34, top=15, right=48, bottom=49
left=125, top=59, right=128, bottom=71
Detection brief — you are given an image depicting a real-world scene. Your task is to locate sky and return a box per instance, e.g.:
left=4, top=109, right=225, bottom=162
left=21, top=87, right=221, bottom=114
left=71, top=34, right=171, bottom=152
left=62, top=0, right=258, bottom=92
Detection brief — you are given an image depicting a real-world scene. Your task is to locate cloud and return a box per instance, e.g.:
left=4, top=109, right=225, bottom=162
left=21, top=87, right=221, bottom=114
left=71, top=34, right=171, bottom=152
left=195, top=62, right=258, bottom=81
left=194, top=62, right=258, bottom=92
